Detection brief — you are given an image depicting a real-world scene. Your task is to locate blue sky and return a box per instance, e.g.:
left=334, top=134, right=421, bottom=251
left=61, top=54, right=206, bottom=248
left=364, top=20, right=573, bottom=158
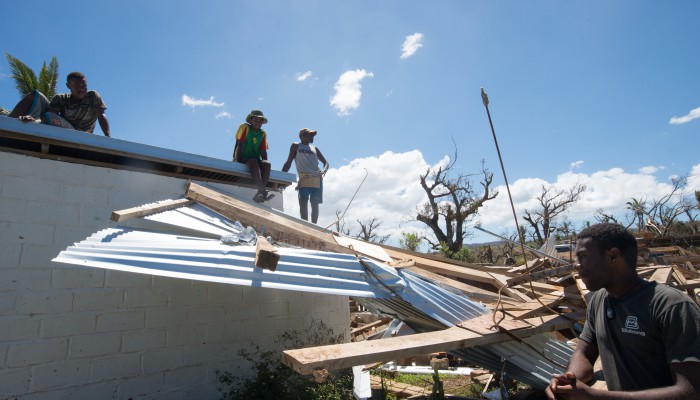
left=2, top=1, right=699, bottom=246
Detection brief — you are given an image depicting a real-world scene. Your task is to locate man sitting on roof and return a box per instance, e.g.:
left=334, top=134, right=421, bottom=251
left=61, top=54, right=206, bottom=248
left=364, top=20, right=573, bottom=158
left=1, top=71, right=110, bottom=137
left=232, top=110, right=273, bottom=203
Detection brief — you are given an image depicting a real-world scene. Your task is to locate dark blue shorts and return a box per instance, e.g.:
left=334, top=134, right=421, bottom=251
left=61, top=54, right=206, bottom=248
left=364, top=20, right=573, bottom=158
left=298, top=181, right=323, bottom=204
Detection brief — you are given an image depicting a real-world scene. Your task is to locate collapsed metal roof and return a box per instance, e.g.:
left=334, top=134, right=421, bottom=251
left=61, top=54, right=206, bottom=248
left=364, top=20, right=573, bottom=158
left=53, top=197, right=573, bottom=389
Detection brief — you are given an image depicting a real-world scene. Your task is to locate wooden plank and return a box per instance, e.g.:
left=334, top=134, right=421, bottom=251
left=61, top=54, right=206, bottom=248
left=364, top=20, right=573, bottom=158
left=110, top=198, right=194, bottom=222
left=647, top=246, right=683, bottom=254
left=186, top=182, right=352, bottom=254
left=657, top=255, right=700, bottom=265
left=648, top=267, right=673, bottom=284
left=255, top=237, right=280, bottom=271
left=281, top=314, right=575, bottom=374
left=405, top=267, right=519, bottom=306
left=386, top=255, right=531, bottom=302
left=505, top=263, right=576, bottom=287
left=456, top=313, right=531, bottom=335
left=380, top=246, right=519, bottom=277
left=334, top=236, right=393, bottom=262
left=350, top=317, right=393, bottom=337
left=673, top=280, right=700, bottom=290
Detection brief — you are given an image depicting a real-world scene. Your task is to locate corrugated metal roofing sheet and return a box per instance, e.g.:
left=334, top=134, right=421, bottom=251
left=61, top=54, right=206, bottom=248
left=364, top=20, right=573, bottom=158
left=53, top=201, right=573, bottom=389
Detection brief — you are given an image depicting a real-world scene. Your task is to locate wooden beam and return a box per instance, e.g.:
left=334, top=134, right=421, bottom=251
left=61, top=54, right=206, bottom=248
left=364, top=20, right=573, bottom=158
left=281, top=314, right=575, bottom=374
left=378, top=252, right=531, bottom=302
left=657, top=255, right=700, bottom=265
left=505, top=264, right=576, bottom=287
left=186, top=182, right=352, bottom=254
left=350, top=317, right=393, bottom=337
left=405, top=267, right=518, bottom=306
left=649, top=267, right=673, bottom=284
left=380, top=245, right=519, bottom=277
left=110, top=198, right=194, bottom=222
left=333, top=235, right=393, bottom=262
left=255, top=237, right=280, bottom=271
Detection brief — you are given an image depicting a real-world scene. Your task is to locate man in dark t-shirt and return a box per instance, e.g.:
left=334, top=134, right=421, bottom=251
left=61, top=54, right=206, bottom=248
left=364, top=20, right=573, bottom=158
left=546, top=223, right=700, bottom=399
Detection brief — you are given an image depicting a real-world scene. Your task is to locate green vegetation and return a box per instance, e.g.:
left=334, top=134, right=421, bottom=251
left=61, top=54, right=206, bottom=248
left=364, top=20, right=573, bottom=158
left=216, top=319, right=354, bottom=400
left=5, top=53, right=59, bottom=99
left=375, top=370, right=485, bottom=398
left=399, top=232, right=422, bottom=252
left=438, top=243, right=476, bottom=263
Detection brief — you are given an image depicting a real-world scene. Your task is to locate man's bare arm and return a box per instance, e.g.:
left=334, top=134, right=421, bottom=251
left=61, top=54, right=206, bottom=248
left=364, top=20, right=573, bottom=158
left=98, top=112, right=110, bottom=137
left=281, top=143, right=298, bottom=172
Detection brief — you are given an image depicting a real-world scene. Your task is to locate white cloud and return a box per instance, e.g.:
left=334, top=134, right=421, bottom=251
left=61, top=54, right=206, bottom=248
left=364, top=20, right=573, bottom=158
left=181, top=94, right=224, bottom=108
left=669, top=106, right=700, bottom=125
left=329, top=69, right=374, bottom=116
left=400, top=33, right=424, bottom=59
left=296, top=71, right=313, bottom=81
left=688, top=164, right=700, bottom=192
left=479, top=167, right=688, bottom=239
left=570, top=160, right=584, bottom=170
left=215, top=111, right=232, bottom=119
left=280, top=150, right=700, bottom=246
left=283, top=150, right=433, bottom=245
left=638, top=165, right=663, bottom=175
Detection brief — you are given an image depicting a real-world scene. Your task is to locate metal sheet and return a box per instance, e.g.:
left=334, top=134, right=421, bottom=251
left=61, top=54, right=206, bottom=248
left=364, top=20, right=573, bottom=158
left=53, top=201, right=574, bottom=388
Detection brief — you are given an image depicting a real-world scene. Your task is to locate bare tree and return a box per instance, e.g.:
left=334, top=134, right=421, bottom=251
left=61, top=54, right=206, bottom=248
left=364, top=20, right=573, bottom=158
left=333, top=210, right=351, bottom=236
left=415, top=156, right=497, bottom=254
left=522, top=183, right=587, bottom=247
left=355, top=217, right=390, bottom=244
left=594, top=209, right=621, bottom=225
left=644, top=176, right=698, bottom=236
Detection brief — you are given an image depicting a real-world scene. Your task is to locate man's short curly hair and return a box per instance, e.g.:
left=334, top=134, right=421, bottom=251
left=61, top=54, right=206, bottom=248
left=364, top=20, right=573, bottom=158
left=578, top=223, right=638, bottom=268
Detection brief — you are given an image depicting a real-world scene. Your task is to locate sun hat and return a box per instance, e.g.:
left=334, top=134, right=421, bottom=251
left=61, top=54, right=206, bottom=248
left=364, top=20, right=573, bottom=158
left=299, top=128, right=317, bottom=136
left=245, top=110, right=268, bottom=124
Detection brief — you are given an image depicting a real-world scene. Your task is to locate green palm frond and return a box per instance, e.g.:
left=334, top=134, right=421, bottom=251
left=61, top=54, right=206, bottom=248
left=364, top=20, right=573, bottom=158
left=38, top=56, right=59, bottom=99
left=5, top=53, right=39, bottom=98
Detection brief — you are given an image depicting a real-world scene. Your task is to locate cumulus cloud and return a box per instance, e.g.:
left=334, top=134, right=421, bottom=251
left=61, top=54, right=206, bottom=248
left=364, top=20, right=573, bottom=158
left=570, top=160, right=584, bottom=170
left=669, top=107, right=700, bottom=125
left=296, top=71, right=313, bottom=81
left=479, top=167, right=691, bottom=240
left=182, top=94, right=224, bottom=108
left=400, top=33, right=424, bottom=59
left=638, top=165, right=662, bottom=175
left=329, top=69, right=374, bottom=116
left=215, top=111, right=232, bottom=119
left=280, top=150, right=700, bottom=245
left=283, top=150, right=433, bottom=245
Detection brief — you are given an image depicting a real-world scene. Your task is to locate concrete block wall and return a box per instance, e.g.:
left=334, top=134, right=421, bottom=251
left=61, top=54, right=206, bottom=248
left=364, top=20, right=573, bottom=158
left=0, top=152, right=350, bottom=399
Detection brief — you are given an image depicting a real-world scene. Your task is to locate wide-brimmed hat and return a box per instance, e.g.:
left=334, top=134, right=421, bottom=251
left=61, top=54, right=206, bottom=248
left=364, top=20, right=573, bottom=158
left=246, top=110, right=268, bottom=124
left=299, top=128, right=317, bottom=137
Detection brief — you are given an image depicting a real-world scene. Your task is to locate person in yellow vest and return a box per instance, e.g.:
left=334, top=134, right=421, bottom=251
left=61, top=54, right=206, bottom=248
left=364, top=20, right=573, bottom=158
left=232, top=110, right=273, bottom=203
left=282, top=128, right=329, bottom=223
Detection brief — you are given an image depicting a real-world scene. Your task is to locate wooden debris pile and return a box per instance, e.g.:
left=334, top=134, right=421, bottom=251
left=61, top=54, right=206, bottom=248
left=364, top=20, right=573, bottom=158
left=181, top=182, right=698, bottom=383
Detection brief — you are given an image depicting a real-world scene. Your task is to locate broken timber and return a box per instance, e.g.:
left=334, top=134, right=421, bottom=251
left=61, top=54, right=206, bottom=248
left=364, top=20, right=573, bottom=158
left=110, top=198, right=194, bottom=222
left=186, top=181, right=353, bottom=254
left=255, top=237, right=280, bottom=271
left=282, top=314, right=575, bottom=374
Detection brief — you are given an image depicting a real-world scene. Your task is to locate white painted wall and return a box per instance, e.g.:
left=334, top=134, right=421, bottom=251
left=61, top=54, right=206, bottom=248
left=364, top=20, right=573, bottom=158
left=0, top=151, right=349, bottom=399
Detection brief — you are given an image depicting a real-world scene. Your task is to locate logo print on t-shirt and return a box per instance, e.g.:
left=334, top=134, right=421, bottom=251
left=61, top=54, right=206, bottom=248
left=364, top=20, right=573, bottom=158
left=625, top=316, right=639, bottom=330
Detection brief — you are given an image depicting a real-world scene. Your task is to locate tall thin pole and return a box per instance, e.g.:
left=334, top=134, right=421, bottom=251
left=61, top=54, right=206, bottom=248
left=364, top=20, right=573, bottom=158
left=480, top=88, right=528, bottom=259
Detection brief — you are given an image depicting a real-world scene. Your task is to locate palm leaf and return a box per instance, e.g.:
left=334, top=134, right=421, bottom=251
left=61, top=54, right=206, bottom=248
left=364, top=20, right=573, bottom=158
left=5, top=53, right=39, bottom=98
left=38, top=56, right=59, bottom=99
